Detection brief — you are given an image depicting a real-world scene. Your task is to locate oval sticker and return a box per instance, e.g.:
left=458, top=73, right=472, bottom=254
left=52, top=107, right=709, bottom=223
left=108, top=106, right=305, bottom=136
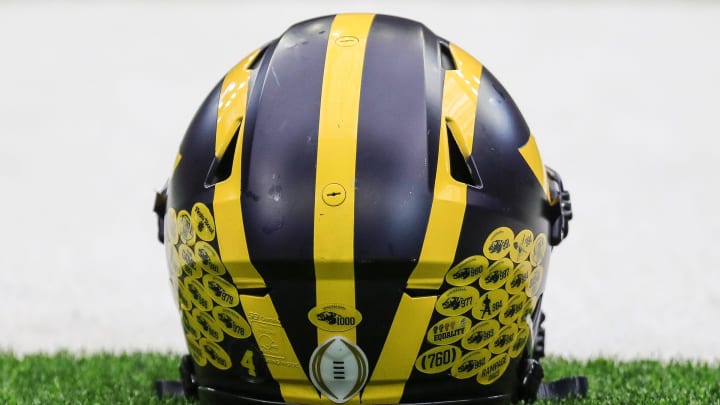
left=451, top=349, right=491, bottom=380
left=483, top=227, right=514, bottom=261
left=506, top=261, right=530, bottom=295
left=526, top=265, right=545, bottom=298
left=194, top=241, right=226, bottom=276
left=184, top=277, right=213, bottom=312
left=177, top=210, right=196, bottom=246
left=179, top=244, right=202, bottom=279
left=477, top=353, right=510, bottom=385
left=308, top=304, right=363, bottom=332
left=200, top=338, right=232, bottom=370
left=472, top=289, right=508, bottom=321
left=415, top=345, right=462, bottom=374
left=177, top=283, right=193, bottom=311
left=186, top=338, right=207, bottom=367
left=446, top=256, right=489, bottom=286
left=521, top=296, right=538, bottom=320
left=436, top=286, right=479, bottom=316
left=509, top=322, right=531, bottom=358
left=192, top=202, right=216, bottom=242
left=426, top=316, right=471, bottom=346
left=193, top=309, right=224, bottom=342
left=168, top=244, right=181, bottom=277
left=165, top=208, right=179, bottom=245
left=203, top=274, right=239, bottom=308
left=479, top=258, right=513, bottom=291
left=461, top=319, right=500, bottom=351
left=509, top=229, right=534, bottom=263
left=181, top=311, right=202, bottom=341
left=212, top=307, right=252, bottom=339
left=499, top=293, right=527, bottom=326
left=489, top=324, right=518, bottom=355
left=530, top=233, right=547, bottom=266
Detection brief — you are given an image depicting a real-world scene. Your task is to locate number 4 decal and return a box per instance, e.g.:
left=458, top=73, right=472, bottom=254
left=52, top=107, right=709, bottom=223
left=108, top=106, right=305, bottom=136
left=241, top=350, right=256, bottom=376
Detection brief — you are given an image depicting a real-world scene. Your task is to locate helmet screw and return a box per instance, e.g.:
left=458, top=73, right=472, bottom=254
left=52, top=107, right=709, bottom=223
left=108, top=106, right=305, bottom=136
left=322, top=183, right=347, bottom=206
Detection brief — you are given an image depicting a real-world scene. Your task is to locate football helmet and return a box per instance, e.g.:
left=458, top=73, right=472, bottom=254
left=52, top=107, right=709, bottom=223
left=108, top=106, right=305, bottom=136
left=153, top=13, right=582, bottom=404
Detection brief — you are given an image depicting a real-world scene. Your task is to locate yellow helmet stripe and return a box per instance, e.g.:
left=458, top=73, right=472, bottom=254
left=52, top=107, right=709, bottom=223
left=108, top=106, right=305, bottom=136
left=518, top=134, right=551, bottom=201
left=364, top=44, right=483, bottom=403
left=313, top=14, right=375, bottom=346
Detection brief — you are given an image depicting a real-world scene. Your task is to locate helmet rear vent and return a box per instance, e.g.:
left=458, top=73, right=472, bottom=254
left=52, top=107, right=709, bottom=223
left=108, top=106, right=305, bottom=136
left=447, top=124, right=480, bottom=187
left=204, top=122, right=240, bottom=187
left=440, top=43, right=457, bottom=70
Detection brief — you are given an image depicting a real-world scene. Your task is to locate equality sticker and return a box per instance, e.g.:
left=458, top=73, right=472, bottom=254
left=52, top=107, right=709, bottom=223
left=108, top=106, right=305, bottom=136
left=489, top=324, right=518, bottom=355
left=451, top=349, right=491, bottom=380
left=509, top=229, right=534, bottom=263
left=526, top=266, right=545, bottom=298
left=184, top=277, right=213, bottom=312
left=165, top=208, right=179, bottom=245
left=479, top=259, right=513, bottom=291
left=426, top=316, right=471, bottom=346
left=472, top=289, right=508, bottom=321
left=212, top=307, right=252, bottom=339
left=483, top=227, right=514, bottom=261
left=194, top=241, right=226, bottom=276
left=179, top=244, right=202, bottom=279
left=499, top=294, right=527, bottom=326
left=530, top=233, right=548, bottom=266
left=477, top=353, right=510, bottom=385
left=461, top=319, right=500, bottom=351
left=436, top=286, right=479, bottom=316
left=446, top=256, right=489, bottom=286
left=178, top=210, right=196, bottom=246
left=193, top=308, right=224, bottom=342
left=506, top=261, right=530, bottom=295
left=192, top=202, right=216, bottom=242
left=203, top=274, right=239, bottom=308
left=186, top=338, right=207, bottom=367
left=200, top=338, right=232, bottom=370
left=509, top=322, right=531, bottom=358
left=415, top=345, right=462, bottom=374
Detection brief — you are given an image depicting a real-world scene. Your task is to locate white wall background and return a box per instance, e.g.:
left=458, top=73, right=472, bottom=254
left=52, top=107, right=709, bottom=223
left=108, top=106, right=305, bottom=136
left=0, top=1, right=718, bottom=360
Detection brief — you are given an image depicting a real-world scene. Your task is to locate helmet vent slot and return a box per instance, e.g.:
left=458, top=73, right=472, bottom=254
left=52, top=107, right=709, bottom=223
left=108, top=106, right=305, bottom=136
left=440, top=43, right=457, bottom=70
left=446, top=124, right=479, bottom=187
left=204, top=123, right=240, bottom=187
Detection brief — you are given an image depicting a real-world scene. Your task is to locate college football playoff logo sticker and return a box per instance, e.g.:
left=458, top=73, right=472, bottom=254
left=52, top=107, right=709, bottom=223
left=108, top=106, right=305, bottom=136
left=309, top=336, right=369, bottom=404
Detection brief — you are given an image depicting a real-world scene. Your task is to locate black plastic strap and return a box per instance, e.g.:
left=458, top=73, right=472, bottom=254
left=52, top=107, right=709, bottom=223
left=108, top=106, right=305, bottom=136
left=154, top=380, right=186, bottom=399
left=537, top=376, right=589, bottom=400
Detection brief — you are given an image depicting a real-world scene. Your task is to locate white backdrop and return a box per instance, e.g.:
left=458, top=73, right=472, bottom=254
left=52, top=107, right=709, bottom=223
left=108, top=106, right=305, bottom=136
left=1, top=1, right=718, bottom=360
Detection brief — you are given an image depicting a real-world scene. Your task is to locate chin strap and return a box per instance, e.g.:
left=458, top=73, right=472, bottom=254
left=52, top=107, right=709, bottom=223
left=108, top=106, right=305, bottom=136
left=519, top=358, right=588, bottom=402
left=155, top=355, right=198, bottom=400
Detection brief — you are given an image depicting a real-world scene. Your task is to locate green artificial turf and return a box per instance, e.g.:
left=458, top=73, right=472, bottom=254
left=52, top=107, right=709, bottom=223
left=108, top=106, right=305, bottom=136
left=0, top=352, right=718, bottom=404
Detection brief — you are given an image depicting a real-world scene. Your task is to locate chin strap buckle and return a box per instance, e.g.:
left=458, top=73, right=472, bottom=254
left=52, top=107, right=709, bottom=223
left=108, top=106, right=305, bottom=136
left=546, top=166, right=572, bottom=246
left=519, top=357, right=588, bottom=402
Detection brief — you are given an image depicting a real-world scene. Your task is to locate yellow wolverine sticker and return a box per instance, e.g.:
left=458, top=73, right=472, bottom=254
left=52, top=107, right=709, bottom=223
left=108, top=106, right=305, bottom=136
left=527, top=266, right=545, bottom=298
left=461, top=319, right=500, bottom=351
left=530, top=233, right=547, bottom=266
left=506, top=261, right=530, bottom=295
left=179, top=245, right=202, bottom=279
left=451, top=349, right=491, bottom=380
left=436, top=286, right=479, bottom=316
left=212, top=307, right=252, bottom=339
left=194, top=241, right=226, bottom=276
left=499, top=294, right=526, bottom=326
left=472, top=289, right=509, bottom=321
left=426, top=316, right=471, bottom=346
left=184, top=277, right=213, bottom=312
left=192, top=202, right=216, bottom=242
left=168, top=245, right=181, bottom=277
left=193, top=308, right=224, bottom=342
left=446, top=255, right=489, bottom=286
left=165, top=208, right=179, bottom=245
left=415, top=345, right=462, bottom=374
left=477, top=353, right=509, bottom=385
left=182, top=311, right=202, bottom=341
left=521, top=296, right=538, bottom=320
left=187, top=338, right=207, bottom=367
left=203, top=274, right=239, bottom=308
left=177, top=283, right=193, bottom=311
left=510, top=322, right=531, bottom=358
left=177, top=210, right=196, bottom=246
left=509, top=229, right=534, bottom=263
left=200, top=338, right=232, bottom=370
left=480, top=258, right=513, bottom=291
left=308, top=304, right=363, bottom=332
left=483, top=227, right=514, bottom=261
left=489, top=324, right=518, bottom=355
